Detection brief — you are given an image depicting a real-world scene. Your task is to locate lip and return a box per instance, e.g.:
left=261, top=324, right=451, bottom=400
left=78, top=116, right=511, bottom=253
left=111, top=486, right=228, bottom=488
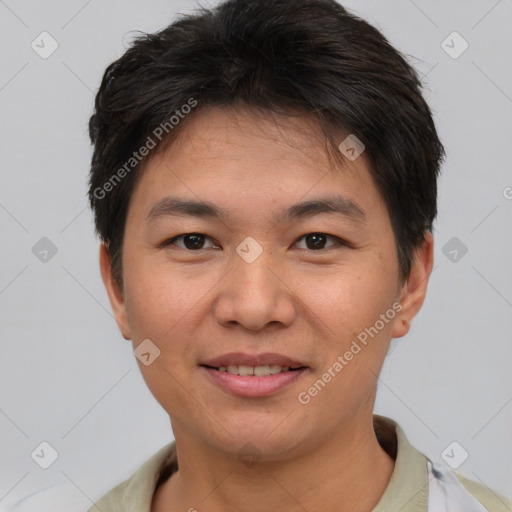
left=201, top=352, right=307, bottom=368
left=201, top=365, right=309, bottom=398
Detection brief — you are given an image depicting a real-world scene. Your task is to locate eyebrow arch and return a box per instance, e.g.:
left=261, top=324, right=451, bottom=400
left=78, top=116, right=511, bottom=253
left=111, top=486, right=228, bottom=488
left=146, top=194, right=367, bottom=224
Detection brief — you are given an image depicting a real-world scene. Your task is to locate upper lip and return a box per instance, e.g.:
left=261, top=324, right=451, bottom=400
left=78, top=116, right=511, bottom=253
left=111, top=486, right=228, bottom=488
left=201, top=352, right=307, bottom=368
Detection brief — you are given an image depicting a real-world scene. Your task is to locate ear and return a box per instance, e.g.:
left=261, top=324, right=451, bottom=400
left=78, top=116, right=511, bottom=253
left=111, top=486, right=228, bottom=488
left=99, top=242, right=131, bottom=340
left=392, top=231, right=434, bottom=338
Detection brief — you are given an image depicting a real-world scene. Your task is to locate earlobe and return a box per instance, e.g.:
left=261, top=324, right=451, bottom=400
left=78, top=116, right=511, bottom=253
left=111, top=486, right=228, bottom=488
left=99, top=242, right=131, bottom=340
left=392, top=231, right=434, bottom=339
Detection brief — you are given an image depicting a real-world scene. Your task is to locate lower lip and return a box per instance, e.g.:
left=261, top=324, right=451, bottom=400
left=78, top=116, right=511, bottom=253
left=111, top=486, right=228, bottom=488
left=201, top=366, right=308, bottom=398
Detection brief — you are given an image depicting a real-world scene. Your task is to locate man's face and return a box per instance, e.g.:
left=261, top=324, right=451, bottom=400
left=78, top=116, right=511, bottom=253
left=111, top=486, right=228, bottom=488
left=103, top=106, right=414, bottom=459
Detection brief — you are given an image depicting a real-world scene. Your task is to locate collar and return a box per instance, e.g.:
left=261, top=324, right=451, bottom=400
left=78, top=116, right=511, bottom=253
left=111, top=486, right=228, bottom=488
left=372, top=414, right=429, bottom=511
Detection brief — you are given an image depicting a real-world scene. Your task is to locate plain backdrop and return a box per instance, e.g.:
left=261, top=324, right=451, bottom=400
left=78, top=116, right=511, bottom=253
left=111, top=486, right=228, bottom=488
left=1, top=0, right=511, bottom=510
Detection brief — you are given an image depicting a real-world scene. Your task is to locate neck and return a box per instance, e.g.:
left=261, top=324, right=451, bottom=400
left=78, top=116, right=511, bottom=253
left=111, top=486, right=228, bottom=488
left=152, top=416, right=395, bottom=512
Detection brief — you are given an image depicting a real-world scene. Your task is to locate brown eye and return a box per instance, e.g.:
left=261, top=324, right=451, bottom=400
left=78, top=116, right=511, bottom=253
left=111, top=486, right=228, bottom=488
left=295, top=233, right=345, bottom=251
left=163, top=233, right=218, bottom=250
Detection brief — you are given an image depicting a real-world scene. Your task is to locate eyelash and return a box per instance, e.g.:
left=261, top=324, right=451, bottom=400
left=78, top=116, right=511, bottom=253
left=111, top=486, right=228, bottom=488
left=161, top=232, right=350, bottom=252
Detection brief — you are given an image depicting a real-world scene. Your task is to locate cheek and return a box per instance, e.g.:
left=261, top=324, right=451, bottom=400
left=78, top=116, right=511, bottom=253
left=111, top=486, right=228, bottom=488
left=122, top=260, right=206, bottom=410
left=304, top=262, right=396, bottom=331
left=122, top=251, right=207, bottom=340
left=303, top=264, right=397, bottom=399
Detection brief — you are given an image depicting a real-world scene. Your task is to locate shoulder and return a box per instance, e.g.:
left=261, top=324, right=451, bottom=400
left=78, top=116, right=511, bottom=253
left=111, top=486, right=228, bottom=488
left=87, top=442, right=177, bottom=512
left=454, top=472, right=512, bottom=512
left=88, top=478, right=129, bottom=512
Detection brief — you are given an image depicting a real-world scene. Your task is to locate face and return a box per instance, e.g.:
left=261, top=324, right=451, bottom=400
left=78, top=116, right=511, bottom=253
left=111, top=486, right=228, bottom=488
left=101, top=106, right=432, bottom=460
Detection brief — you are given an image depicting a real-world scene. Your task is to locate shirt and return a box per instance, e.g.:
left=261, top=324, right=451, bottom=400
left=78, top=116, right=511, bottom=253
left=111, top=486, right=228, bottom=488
left=86, top=415, right=512, bottom=512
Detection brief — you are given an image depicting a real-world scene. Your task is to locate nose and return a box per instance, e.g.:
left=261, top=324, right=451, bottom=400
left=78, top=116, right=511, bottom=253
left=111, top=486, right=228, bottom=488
left=212, top=248, right=297, bottom=332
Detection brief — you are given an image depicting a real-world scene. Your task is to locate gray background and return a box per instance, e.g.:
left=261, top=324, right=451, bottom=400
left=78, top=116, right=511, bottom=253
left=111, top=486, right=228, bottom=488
left=1, top=0, right=511, bottom=510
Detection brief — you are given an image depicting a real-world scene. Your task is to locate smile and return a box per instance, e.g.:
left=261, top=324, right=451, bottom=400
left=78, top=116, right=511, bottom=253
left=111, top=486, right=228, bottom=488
left=200, top=364, right=309, bottom=397
left=206, top=364, right=306, bottom=376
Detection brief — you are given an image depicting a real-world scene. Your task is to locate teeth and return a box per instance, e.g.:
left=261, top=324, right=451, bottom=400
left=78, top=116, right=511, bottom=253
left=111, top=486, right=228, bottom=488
left=254, top=365, right=270, bottom=376
left=269, top=364, right=284, bottom=374
left=219, top=364, right=293, bottom=376
left=236, top=365, right=254, bottom=376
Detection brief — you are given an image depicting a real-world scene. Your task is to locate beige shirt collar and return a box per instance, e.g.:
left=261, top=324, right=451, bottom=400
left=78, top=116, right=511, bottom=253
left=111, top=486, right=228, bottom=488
left=372, top=414, right=429, bottom=511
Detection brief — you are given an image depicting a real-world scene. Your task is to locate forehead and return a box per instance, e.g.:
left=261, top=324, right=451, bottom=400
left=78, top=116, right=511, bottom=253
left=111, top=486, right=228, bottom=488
left=130, top=106, right=384, bottom=224
left=152, top=105, right=364, bottom=178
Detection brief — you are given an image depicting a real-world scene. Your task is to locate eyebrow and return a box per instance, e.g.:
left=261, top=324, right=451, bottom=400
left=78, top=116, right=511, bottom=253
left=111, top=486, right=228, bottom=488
left=146, top=194, right=367, bottom=224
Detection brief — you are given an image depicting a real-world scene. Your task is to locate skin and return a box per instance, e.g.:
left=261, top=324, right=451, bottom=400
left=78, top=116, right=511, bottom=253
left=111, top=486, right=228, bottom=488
left=100, top=105, right=434, bottom=512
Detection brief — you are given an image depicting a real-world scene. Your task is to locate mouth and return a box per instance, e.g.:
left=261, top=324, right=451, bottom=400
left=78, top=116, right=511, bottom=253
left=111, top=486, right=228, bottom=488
left=200, top=363, right=308, bottom=376
left=199, top=352, right=310, bottom=397
left=200, top=363, right=309, bottom=398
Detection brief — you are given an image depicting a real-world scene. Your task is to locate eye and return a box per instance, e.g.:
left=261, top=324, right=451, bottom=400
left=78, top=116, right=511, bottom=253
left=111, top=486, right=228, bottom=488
left=161, top=232, right=349, bottom=252
left=162, top=233, right=219, bottom=250
left=295, top=232, right=347, bottom=251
